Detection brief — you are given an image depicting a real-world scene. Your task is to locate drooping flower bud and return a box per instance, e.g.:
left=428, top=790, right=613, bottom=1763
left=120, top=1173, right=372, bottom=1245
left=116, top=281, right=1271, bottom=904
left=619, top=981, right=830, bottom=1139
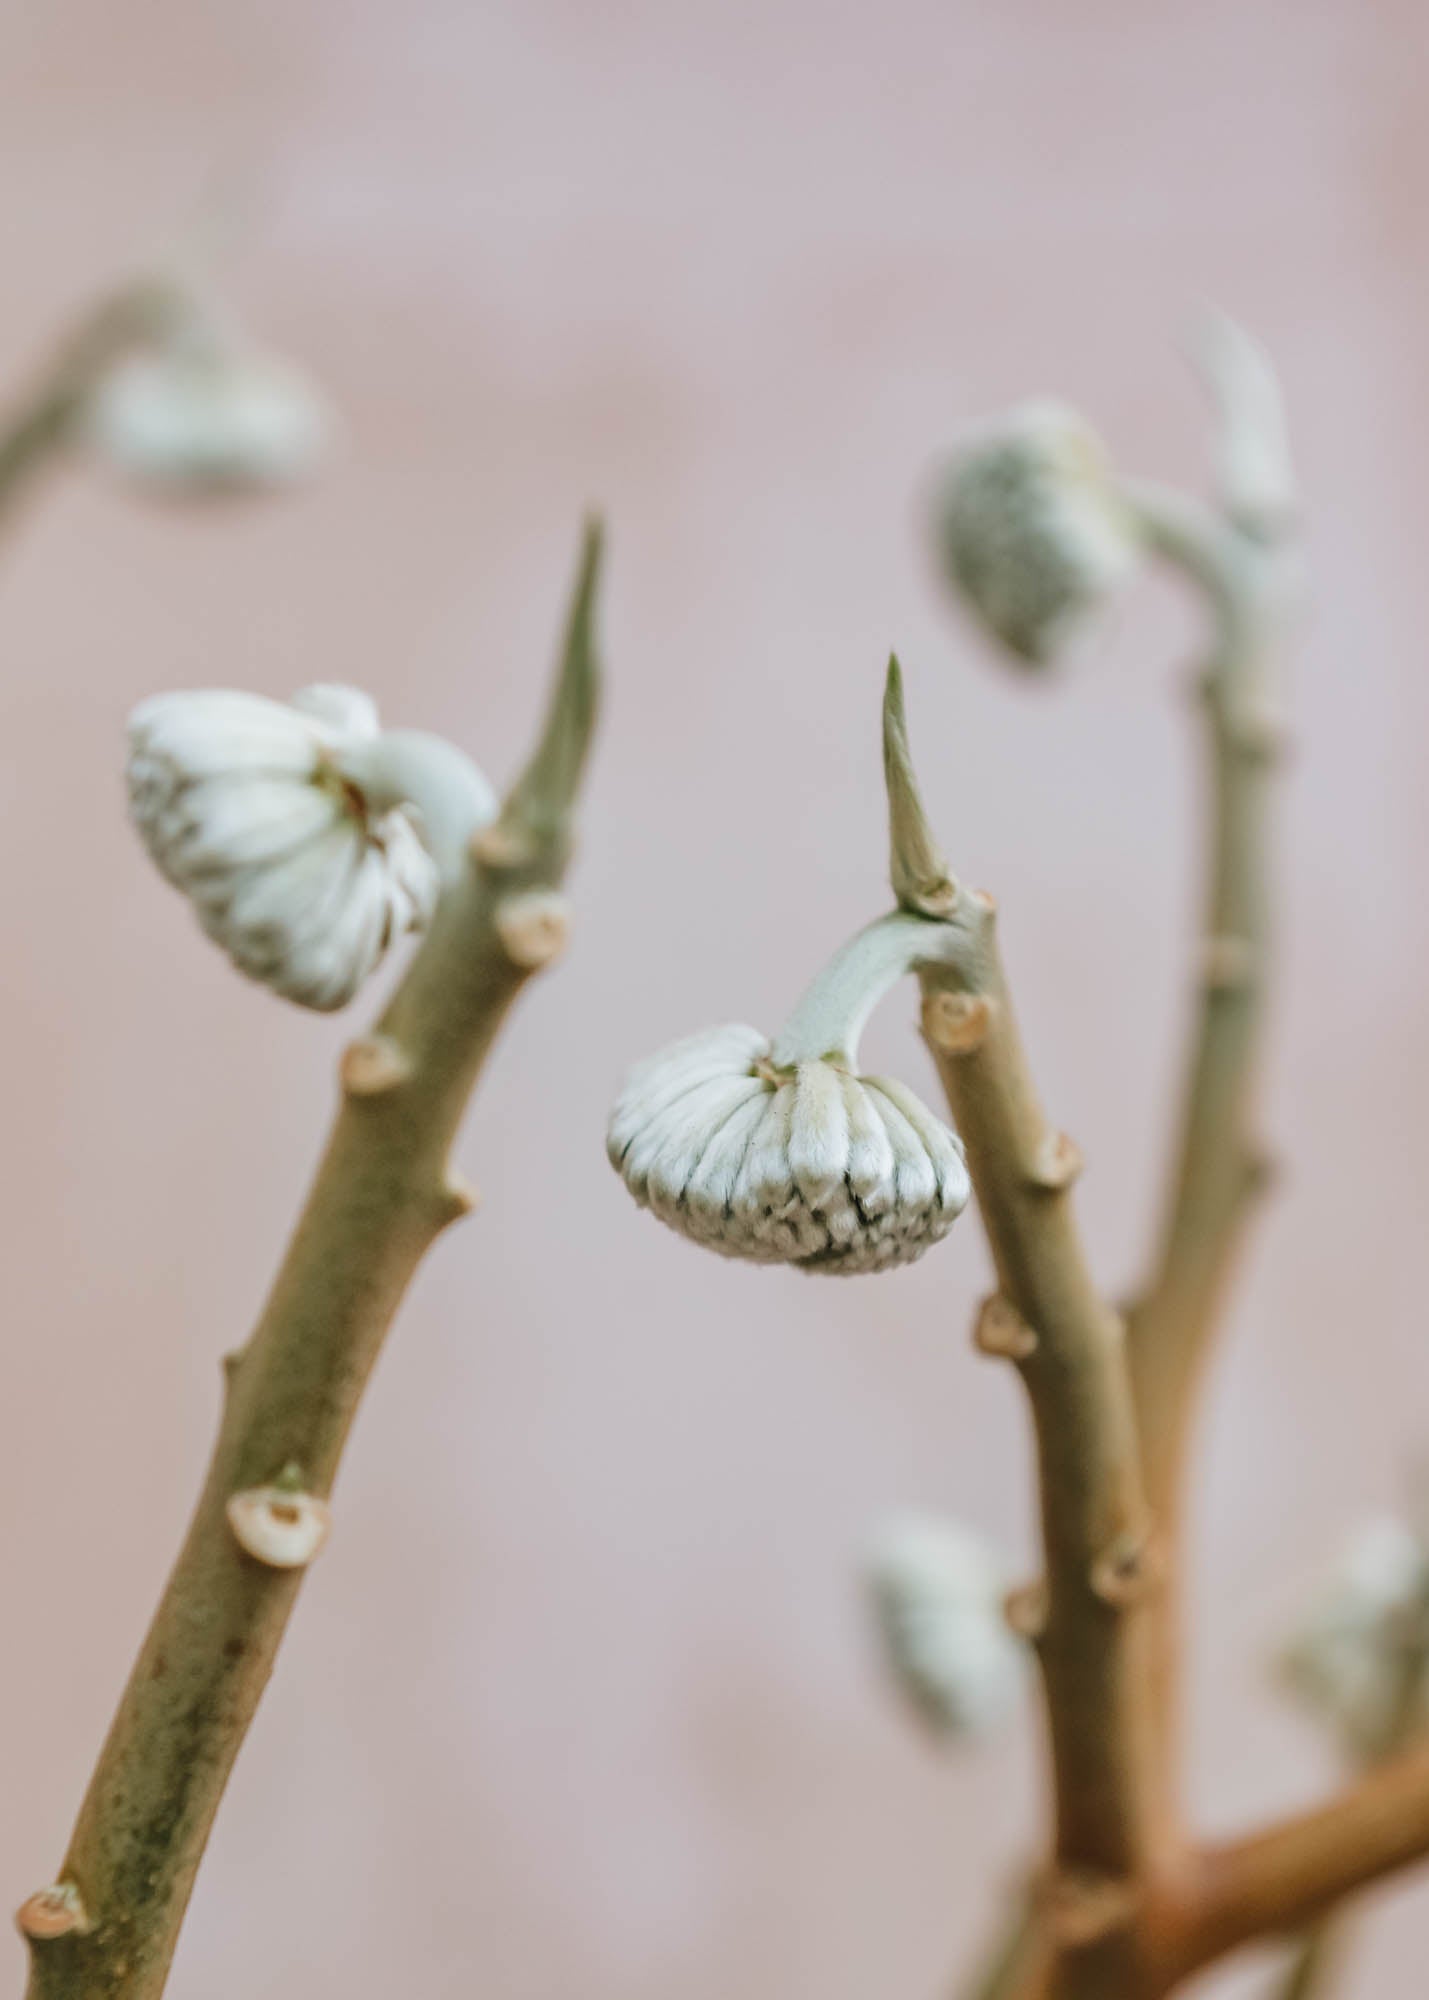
left=1279, top=1515, right=1429, bottom=1762
left=607, top=913, right=972, bottom=1275
left=866, top=1513, right=1027, bottom=1738
left=127, top=684, right=468, bottom=1010
left=936, top=401, right=1139, bottom=665
left=88, top=310, right=329, bottom=494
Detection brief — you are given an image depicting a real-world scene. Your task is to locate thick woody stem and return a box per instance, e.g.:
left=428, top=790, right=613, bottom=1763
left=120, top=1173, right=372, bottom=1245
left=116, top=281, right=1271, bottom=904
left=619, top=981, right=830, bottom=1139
left=0, top=280, right=175, bottom=519
left=1155, top=1745, right=1429, bottom=1983
left=21, top=523, right=603, bottom=2000
left=885, top=667, right=1162, bottom=1997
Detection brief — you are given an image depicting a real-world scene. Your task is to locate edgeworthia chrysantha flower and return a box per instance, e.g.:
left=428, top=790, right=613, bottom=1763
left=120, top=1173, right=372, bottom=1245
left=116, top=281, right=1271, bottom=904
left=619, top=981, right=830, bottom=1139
left=129, top=684, right=497, bottom=1009
left=937, top=400, right=1139, bottom=664
left=607, top=910, right=971, bottom=1275
left=88, top=311, right=330, bottom=494
left=866, top=1513, right=1027, bottom=1738
left=1279, top=1515, right=1429, bottom=1763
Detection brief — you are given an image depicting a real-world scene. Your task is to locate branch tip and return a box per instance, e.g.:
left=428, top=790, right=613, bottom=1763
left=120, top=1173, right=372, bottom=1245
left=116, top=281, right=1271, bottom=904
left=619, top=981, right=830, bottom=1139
left=1186, top=309, right=1297, bottom=540
left=882, top=656, right=958, bottom=920
left=501, top=517, right=604, bottom=859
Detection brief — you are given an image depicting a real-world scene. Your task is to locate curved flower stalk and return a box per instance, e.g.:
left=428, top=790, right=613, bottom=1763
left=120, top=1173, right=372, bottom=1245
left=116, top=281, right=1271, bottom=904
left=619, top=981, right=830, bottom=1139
left=127, top=684, right=487, bottom=1009
left=22, top=524, right=603, bottom=2000
left=935, top=400, right=1142, bottom=664
left=607, top=915, right=972, bottom=1274
left=866, top=1512, right=1028, bottom=1738
left=86, top=306, right=330, bottom=494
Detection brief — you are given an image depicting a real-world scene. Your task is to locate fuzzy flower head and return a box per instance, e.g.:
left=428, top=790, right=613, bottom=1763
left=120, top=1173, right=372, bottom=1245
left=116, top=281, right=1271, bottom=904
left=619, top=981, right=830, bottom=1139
left=89, top=314, right=329, bottom=494
left=1280, top=1515, right=1429, bottom=1762
left=866, top=1513, right=1028, bottom=1739
left=129, top=685, right=447, bottom=1010
left=936, top=401, right=1139, bottom=665
left=607, top=913, right=972, bottom=1276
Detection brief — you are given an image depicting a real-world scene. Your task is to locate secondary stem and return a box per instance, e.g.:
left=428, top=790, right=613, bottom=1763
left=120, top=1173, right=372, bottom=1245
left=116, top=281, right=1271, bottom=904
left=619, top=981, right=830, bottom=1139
left=1122, top=483, right=1288, bottom=1506
left=1158, top=1743, right=1429, bottom=1982
left=22, top=525, right=602, bottom=2000
left=1117, top=482, right=1292, bottom=1862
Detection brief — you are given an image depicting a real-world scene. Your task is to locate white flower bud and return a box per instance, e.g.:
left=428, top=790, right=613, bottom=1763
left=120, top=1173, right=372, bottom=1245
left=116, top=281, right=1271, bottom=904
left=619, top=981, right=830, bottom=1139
left=938, top=401, right=1139, bottom=664
left=1280, top=1515, right=1429, bottom=1760
left=128, top=684, right=445, bottom=1010
left=866, top=1513, right=1028, bottom=1738
left=607, top=1026, right=970, bottom=1275
left=88, top=318, right=329, bottom=493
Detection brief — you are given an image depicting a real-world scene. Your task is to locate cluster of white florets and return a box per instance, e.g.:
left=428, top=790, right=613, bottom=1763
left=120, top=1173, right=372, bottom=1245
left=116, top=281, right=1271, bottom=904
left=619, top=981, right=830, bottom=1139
left=938, top=401, right=1138, bottom=664
left=865, top=1513, right=1027, bottom=1738
left=607, top=1024, right=970, bottom=1276
left=89, top=322, right=329, bottom=494
left=128, top=685, right=438, bottom=1010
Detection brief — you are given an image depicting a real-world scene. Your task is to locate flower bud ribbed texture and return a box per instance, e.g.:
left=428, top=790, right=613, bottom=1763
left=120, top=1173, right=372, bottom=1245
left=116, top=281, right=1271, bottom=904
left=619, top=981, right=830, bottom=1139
left=128, top=685, right=438, bottom=1010
left=607, top=1024, right=970, bottom=1275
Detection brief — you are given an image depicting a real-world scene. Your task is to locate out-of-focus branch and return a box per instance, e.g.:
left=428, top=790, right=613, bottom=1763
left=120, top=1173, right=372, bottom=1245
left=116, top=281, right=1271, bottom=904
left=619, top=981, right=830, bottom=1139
left=1120, top=475, right=1291, bottom=1504
left=0, top=281, right=174, bottom=521
left=1160, top=1743, right=1429, bottom=1982
left=957, top=1896, right=1053, bottom=2000
left=19, top=527, right=603, bottom=2000
left=1261, top=1545, right=1429, bottom=2000
left=1116, top=324, right=1299, bottom=1852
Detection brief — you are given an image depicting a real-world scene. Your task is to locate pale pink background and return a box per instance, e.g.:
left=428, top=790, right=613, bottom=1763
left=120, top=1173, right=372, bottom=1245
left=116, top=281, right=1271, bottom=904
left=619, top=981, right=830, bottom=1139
left=2, top=3, right=1428, bottom=1994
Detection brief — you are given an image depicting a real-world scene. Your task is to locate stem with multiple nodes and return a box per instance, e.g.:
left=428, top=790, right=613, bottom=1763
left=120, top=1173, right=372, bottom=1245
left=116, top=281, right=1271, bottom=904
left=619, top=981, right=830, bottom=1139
left=928, top=324, right=1429, bottom=1994
left=1116, top=472, right=1294, bottom=1855
left=19, top=524, right=603, bottom=2000
left=0, top=279, right=176, bottom=519
left=884, top=661, right=1164, bottom=2000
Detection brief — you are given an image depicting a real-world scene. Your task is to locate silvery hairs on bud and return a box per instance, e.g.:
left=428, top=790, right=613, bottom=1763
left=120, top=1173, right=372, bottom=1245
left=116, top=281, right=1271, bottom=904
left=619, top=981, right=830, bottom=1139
left=1280, top=1514, right=1429, bottom=1762
left=128, top=685, right=454, bottom=1011
left=608, top=1022, right=969, bottom=1276
left=866, top=1513, right=1028, bottom=1739
left=937, top=400, right=1140, bottom=665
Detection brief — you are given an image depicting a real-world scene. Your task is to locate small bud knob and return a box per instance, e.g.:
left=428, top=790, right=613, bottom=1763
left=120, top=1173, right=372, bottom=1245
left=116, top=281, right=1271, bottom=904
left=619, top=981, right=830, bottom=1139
left=226, top=1486, right=331, bottom=1570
